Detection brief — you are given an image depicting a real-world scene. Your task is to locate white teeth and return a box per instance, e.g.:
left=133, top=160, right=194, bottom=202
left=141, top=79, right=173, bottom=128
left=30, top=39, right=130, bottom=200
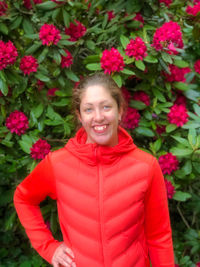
left=94, top=125, right=107, bottom=131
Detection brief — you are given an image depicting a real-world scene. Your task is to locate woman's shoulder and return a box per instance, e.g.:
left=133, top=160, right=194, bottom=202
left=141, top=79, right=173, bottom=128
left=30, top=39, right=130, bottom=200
left=129, top=146, right=157, bottom=166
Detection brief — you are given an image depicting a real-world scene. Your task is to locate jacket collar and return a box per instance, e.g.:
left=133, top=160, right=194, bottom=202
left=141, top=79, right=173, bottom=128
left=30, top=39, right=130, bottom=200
left=65, top=126, right=136, bottom=165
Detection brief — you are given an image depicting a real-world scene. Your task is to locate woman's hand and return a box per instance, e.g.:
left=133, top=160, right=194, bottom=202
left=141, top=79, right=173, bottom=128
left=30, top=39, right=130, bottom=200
left=52, top=243, right=76, bottom=267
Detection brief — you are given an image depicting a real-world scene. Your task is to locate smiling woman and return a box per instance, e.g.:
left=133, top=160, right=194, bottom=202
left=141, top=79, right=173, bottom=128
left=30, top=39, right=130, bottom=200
left=14, top=73, right=175, bottom=267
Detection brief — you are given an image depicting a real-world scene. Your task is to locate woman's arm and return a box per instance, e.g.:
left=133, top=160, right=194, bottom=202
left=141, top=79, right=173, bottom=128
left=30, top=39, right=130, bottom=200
left=144, top=158, right=175, bottom=267
left=14, top=153, right=62, bottom=264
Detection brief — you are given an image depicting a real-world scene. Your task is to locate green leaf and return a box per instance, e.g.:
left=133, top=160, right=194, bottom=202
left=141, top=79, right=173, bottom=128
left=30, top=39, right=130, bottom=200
left=24, top=33, right=39, bottom=40
left=121, top=68, right=135, bottom=75
left=26, top=43, right=42, bottom=54
left=173, top=59, right=189, bottom=68
left=193, top=103, right=200, bottom=116
left=182, top=160, right=192, bottom=175
left=135, top=127, right=155, bottom=137
left=52, top=98, right=70, bottom=107
left=86, top=63, right=101, bottom=71
left=46, top=105, right=64, bottom=122
left=173, top=191, right=192, bottom=201
left=20, top=261, right=32, bottom=267
left=170, top=147, right=193, bottom=157
left=173, top=82, right=189, bottom=91
left=36, top=1, right=57, bottom=10
left=58, top=39, right=76, bottom=46
left=172, top=135, right=190, bottom=147
left=22, top=18, right=34, bottom=34
left=161, top=52, right=173, bottom=64
left=152, top=88, right=166, bottom=102
left=0, top=72, right=8, bottom=96
left=18, top=140, right=31, bottom=154
left=35, top=72, right=50, bottom=82
left=112, top=74, right=122, bottom=87
left=0, top=23, right=8, bottom=35
left=86, top=40, right=96, bottom=51
left=144, top=55, right=158, bottom=63
left=135, top=60, right=145, bottom=71
left=120, top=35, right=130, bottom=49
left=166, top=124, right=177, bottom=133
left=62, top=9, right=70, bottom=27
left=53, top=50, right=61, bottom=64
left=31, top=103, right=44, bottom=119
left=10, top=16, right=23, bottom=30
left=65, top=69, right=79, bottom=82
left=38, top=47, right=49, bottom=63
left=154, top=138, right=162, bottom=152
left=130, top=100, right=147, bottom=110
left=44, top=119, right=63, bottom=126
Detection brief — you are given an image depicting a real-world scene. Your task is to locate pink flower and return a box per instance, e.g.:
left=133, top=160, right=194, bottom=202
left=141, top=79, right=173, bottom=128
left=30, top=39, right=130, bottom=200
left=194, top=59, right=200, bottom=74
left=159, top=152, right=179, bottom=175
left=133, top=13, right=144, bottom=28
left=159, top=0, right=173, bottom=7
left=23, top=0, right=42, bottom=9
left=30, top=139, right=51, bottom=160
left=107, top=10, right=115, bottom=21
left=39, top=24, right=61, bottom=46
left=174, top=93, right=187, bottom=106
left=0, top=0, right=8, bottom=16
left=6, top=110, right=29, bottom=135
left=100, top=47, right=124, bottom=74
left=163, top=64, right=191, bottom=82
left=121, top=86, right=131, bottom=103
left=196, top=262, right=200, bottom=267
left=186, top=2, right=200, bottom=16
left=61, top=50, right=73, bottom=68
left=122, top=107, right=140, bottom=129
left=65, top=20, right=86, bottom=42
left=167, top=104, right=189, bottom=127
left=133, top=91, right=150, bottom=106
left=37, top=80, right=44, bottom=91
left=0, top=40, right=18, bottom=70
left=20, top=55, right=38, bottom=75
left=47, top=88, right=59, bottom=96
left=152, top=21, right=183, bottom=54
left=165, top=179, right=176, bottom=199
left=125, top=37, right=147, bottom=61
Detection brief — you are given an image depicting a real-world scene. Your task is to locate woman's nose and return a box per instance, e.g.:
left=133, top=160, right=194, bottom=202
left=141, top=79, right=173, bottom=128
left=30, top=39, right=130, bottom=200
left=94, top=109, right=104, bottom=121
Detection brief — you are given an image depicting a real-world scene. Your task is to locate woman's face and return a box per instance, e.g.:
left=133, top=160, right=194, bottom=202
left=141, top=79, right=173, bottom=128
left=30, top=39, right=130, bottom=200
left=78, top=85, right=122, bottom=147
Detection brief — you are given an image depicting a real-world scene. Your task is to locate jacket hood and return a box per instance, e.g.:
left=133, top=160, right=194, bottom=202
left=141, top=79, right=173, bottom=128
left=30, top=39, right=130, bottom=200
left=65, top=126, right=136, bottom=165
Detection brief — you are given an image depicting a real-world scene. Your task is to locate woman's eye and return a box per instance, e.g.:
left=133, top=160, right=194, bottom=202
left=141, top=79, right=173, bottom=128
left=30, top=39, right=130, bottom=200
left=103, top=105, right=110, bottom=110
left=85, top=108, right=92, bottom=112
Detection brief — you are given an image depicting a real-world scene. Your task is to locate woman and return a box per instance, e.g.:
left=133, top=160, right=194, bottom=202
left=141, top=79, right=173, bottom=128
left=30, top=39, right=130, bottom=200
left=14, top=73, right=175, bottom=267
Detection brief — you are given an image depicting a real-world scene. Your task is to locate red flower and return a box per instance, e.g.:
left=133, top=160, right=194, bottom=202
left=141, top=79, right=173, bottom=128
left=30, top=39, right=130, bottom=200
left=20, top=55, right=38, bottom=75
left=174, top=93, right=187, bottom=106
left=159, top=152, right=179, bottom=175
left=133, top=13, right=144, bottom=28
left=159, top=0, right=173, bottom=7
left=47, top=88, right=59, bottom=96
left=163, top=64, right=191, bottom=82
left=37, top=80, right=45, bottom=91
left=65, top=20, right=86, bottom=42
left=121, top=86, right=131, bottom=103
left=186, top=2, right=200, bottom=16
left=196, top=262, right=200, bottom=267
left=107, top=10, right=115, bottom=21
left=6, top=110, right=29, bottom=135
left=0, top=0, right=8, bottom=16
left=100, top=47, right=124, bottom=74
left=156, top=125, right=166, bottom=135
left=152, top=21, right=183, bottom=54
left=30, top=139, right=51, bottom=160
left=39, top=24, right=61, bottom=46
left=0, top=40, right=18, bottom=70
left=122, top=107, right=140, bottom=129
left=165, top=179, right=176, bottom=199
left=23, top=0, right=42, bottom=9
left=133, top=91, right=150, bottom=106
left=167, top=104, right=189, bottom=127
left=175, top=265, right=179, bottom=267
left=125, top=37, right=147, bottom=61
left=61, top=50, right=73, bottom=68
left=194, top=59, right=200, bottom=74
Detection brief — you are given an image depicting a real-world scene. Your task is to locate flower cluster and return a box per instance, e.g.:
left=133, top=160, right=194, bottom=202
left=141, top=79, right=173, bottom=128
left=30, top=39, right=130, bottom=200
left=152, top=21, right=183, bottom=54
left=0, top=0, right=8, bottom=16
left=165, top=180, right=176, bottom=199
left=65, top=20, right=86, bottom=42
left=24, top=0, right=42, bottom=9
left=125, top=37, right=147, bottom=61
left=186, top=2, right=200, bottom=16
left=30, top=139, right=51, bottom=160
left=122, top=107, right=140, bottom=129
left=61, top=50, right=73, bottom=68
left=39, top=24, right=61, bottom=46
left=159, top=152, right=179, bottom=175
left=167, top=104, right=189, bottom=127
left=194, top=59, right=200, bottom=74
left=0, top=40, right=18, bottom=70
left=133, top=91, right=150, bottom=106
left=174, top=93, right=187, bottom=106
left=163, top=64, right=191, bottom=82
left=47, top=88, right=59, bottom=97
left=20, top=55, right=38, bottom=75
left=107, top=10, right=115, bottom=21
left=133, top=13, right=144, bottom=28
left=6, top=110, right=29, bottom=135
left=159, top=0, right=173, bottom=7
left=100, top=48, right=124, bottom=74
left=121, top=86, right=131, bottom=103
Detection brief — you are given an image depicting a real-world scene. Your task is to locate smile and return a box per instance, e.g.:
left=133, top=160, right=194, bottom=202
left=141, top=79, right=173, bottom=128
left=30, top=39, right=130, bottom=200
left=94, top=125, right=107, bottom=131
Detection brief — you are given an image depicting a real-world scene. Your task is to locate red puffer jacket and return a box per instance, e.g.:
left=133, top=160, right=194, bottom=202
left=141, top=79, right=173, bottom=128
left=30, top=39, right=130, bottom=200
left=14, top=127, right=175, bottom=267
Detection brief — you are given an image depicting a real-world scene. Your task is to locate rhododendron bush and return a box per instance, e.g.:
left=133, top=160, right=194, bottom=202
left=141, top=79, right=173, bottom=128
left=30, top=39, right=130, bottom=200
left=0, top=0, right=200, bottom=266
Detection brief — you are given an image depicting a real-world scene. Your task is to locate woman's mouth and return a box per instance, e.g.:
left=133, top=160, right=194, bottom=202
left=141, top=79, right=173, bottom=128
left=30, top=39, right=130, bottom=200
left=93, top=125, right=108, bottom=133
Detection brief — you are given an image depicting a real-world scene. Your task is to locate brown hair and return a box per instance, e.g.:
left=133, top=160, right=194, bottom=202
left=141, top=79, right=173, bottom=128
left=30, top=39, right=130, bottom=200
left=72, top=72, right=126, bottom=115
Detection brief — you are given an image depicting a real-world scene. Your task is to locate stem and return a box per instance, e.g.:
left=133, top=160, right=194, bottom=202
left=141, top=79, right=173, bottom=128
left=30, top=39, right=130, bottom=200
left=177, top=202, right=190, bottom=229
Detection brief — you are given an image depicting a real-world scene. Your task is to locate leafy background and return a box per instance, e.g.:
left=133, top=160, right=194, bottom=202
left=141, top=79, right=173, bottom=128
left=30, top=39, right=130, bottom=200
left=0, top=0, right=200, bottom=266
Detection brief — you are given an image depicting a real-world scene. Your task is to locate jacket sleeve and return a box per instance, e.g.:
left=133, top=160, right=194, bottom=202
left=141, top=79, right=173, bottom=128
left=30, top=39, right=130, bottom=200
left=13, top=153, right=62, bottom=264
left=144, top=158, right=175, bottom=267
